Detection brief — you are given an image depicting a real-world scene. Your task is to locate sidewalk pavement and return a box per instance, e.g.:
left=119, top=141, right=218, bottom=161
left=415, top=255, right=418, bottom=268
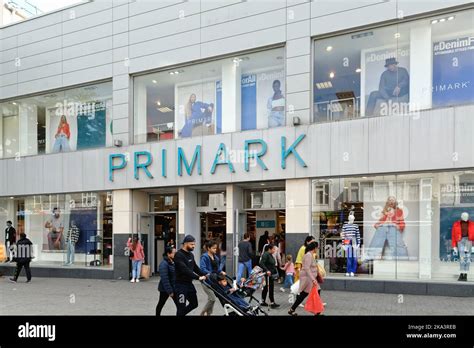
left=1, top=276, right=473, bottom=316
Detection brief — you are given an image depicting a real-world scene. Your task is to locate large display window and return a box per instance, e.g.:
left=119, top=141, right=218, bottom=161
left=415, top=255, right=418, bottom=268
left=312, top=170, right=474, bottom=282
left=133, top=48, right=285, bottom=144
left=0, top=191, right=113, bottom=267
left=313, top=8, right=474, bottom=122
left=0, top=81, right=113, bottom=158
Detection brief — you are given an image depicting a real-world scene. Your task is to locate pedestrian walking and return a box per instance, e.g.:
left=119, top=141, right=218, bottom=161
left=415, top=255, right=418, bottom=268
left=174, top=235, right=206, bottom=316
left=294, top=236, right=315, bottom=282
left=156, top=246, right=177, bottom=316
left=288, top=242, right=322, bottom=316
left=127, top=236, right=145, bottom=283
left=259, top=244, right=280, bottom=309
left=280, top=254, right=295, bottom=292
left=200, top=239, right=225, bottom=316
left=9, top=233, right=33, bottom=283
left=237, top=233, right=254, bottom=282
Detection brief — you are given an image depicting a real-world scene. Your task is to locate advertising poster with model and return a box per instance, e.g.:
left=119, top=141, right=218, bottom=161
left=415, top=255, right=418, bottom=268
left=432, top=34, right=474, bottom=107
left=363, top=195, right=420, bottom=260
left=361, top=44, right=410, bottom=117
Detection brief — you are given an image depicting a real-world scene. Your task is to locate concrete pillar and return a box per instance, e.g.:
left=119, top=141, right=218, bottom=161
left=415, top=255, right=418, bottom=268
left=19, top=103, right=37, bottom=157
left=285, top=178, right=312, bottom=259
left=419, top=177, right=433, bottom=279
left=409, top=24, right=432, bottom=111
left=221, top=60, right=241, bottom=133
left=178, top=187, right=200, bottom=258
left=133, top=80, right=147, bottom=144
left=226, top=184, right=244, bottom=276
left=112, top=189, right=148, bottom=279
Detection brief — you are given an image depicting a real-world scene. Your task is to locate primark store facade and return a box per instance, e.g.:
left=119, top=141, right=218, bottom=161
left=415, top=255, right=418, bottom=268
left=0, top=0, right=473, bottom=295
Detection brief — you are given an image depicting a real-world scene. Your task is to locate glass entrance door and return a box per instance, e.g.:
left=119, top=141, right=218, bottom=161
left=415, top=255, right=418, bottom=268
left=153, top=212, right=177, bottom=273
left=138, top=213, right=153, bottom=273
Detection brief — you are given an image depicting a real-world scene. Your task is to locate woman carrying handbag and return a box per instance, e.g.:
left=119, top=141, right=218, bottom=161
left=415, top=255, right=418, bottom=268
left=288, top=241, right=324, bottom=316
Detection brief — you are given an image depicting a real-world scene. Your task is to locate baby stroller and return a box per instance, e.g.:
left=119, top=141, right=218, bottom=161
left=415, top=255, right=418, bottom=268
left=202, top=269, right=268, bottom=316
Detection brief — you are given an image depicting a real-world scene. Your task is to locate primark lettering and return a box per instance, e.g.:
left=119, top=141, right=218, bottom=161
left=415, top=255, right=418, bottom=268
left=109, top=135, right=307, bottom=181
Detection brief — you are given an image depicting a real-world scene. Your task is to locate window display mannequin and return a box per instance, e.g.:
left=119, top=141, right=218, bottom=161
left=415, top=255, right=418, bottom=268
left=451, top=212, right=474, bottom=281
left=341, top=214, right=361, bottom=277
left=366, top=196, right=408, bottom=260
left=64, top=220, right=80, bottom=266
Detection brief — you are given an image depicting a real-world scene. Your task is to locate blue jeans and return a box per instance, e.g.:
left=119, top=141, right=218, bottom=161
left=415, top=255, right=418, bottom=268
left=66, top=241, right=75, bottom=264
left=237, top=260, right=252, bottom=280
left=345, top=243, right=358, bottom=273
left=283, top=274, right=294, bottom=289
left=268, top=111, right=284, bottom=128
left=132, top=260, right=142, bottom=279
left=458, top=237, right=472, bottom=272
left=367, top=225, right=408, bottom=260
left=52, top=134, right=70, bottom=153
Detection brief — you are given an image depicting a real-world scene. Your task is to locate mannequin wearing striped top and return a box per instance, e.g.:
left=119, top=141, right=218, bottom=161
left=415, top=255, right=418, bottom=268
left=341, top=215, right=361, bottom=277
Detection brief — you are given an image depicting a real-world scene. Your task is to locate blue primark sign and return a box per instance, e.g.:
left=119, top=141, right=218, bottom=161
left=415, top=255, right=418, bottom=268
left=108, top=135, right=306, bottom=181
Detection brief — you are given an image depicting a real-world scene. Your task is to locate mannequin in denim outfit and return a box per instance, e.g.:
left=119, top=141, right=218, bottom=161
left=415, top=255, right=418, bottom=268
left=366, top=196, right=408, bottom=260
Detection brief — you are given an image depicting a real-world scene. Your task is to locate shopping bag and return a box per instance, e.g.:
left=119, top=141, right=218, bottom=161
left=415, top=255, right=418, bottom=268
left=290, top=280, right=300, bottom=295
left=0, top=243, right=6, bottom=262
left=304, top=286, right=324, bottom=315
left=140, top=264, right=150, bottom=280
left=316, top=261, right=326, bottom=278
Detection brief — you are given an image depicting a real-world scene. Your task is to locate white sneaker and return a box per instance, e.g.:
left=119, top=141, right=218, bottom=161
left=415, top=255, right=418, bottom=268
left=345, top=273, right=350, bottom=277
left=323, top=302, right=327, bottom=306
left=280, top=287, right=285, bottom=292
left=299, top=304, right=304, bottom=308
left=136, top=279, right=140, bottom=283
left=130, top=278, right=135, bottom=283
left=350, top=272, right=355, bottom=277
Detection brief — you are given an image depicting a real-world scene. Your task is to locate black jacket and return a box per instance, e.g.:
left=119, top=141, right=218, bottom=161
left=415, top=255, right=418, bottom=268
left=158, top=256, right=176, bottom=294
left=5, top=226, right=16, bottom=244
left=174, top=249, right=205, bottom=284
left=259, top=251, right=277, bottom=276
left=258, top=235, right=268, bottom=254
left=14, top=236, right=33, bottom=263
left=238, top=240, right=253, bottom=263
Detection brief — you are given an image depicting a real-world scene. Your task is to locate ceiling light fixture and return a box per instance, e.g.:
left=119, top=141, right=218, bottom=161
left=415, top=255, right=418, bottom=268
left=158, top=106, right=173, bottom=113
left=329, top=72, right=335, bottom=79
left=326, top=46, right=333, bottom=52
left=355, top=68, right=361, bottom=73
left=152, top=80, right=157, bottom=84
left=431, top=15, right=455, bottom=24
left=315, top=81, right=333, bottom=89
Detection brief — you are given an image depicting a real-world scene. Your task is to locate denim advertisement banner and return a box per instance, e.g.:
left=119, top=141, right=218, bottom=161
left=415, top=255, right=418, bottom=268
left=361, top=44, right=410, bottom=117
left=176, top=81, right=216, bottom=138
left=432, top=35, right=474, bottom=108
left=363, top=199, right=419, bottom=260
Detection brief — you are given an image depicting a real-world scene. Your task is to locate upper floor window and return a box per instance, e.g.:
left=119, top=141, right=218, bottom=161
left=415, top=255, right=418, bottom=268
left=133, top=48, right=285, bottom=144
left=313, top=8, right=474, bottom=123
left=0, top=81, right=113, bottom=159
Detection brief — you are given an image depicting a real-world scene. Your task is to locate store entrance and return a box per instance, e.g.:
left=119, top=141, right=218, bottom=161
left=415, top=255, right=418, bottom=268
left=138, top=212, right=177, bottom=275
left=200, top=211, right=226, bottom=270
left=153, top=213, right=177, bottom=273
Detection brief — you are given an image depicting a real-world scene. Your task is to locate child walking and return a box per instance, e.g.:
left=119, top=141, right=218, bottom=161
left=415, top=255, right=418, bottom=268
left=280, top=255, right=295, bottom=292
